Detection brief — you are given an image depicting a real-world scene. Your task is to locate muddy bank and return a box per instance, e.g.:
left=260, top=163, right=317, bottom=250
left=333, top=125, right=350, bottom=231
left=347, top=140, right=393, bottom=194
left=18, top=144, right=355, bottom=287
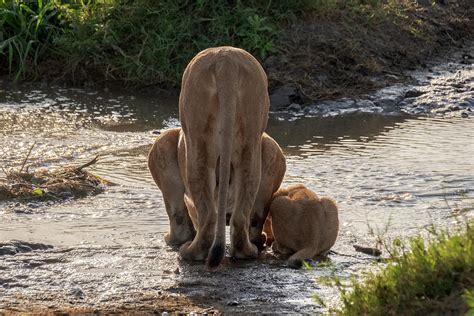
left=273, top=42, right=474, bottom=118
left=268, top=0, right=474, bottom=107
left=0, top=233, right=372, bottom=314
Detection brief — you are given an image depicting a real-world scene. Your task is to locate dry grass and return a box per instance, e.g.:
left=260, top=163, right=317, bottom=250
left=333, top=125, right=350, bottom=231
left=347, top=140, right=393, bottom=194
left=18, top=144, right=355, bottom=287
left=0, top=156, right=111, bottom=202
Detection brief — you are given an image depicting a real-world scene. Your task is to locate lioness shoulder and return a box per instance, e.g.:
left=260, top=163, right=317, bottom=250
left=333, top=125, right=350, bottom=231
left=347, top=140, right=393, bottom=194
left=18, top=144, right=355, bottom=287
left=265, top=184, right=339, bottom=268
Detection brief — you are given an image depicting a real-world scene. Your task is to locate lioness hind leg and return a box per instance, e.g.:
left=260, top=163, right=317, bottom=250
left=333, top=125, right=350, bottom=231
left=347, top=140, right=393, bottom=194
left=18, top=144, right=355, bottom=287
left=230, top=147, right=260, bottom=259
left=179, top=190, right=215, bottom=261
left=287, top=248, right=318, bottom=269
left=179, top=147, right=217, bottom=261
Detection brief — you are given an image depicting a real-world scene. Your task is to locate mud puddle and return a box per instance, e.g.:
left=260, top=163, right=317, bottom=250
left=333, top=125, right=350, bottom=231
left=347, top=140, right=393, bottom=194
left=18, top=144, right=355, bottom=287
left=1, top=47, right=474, bottom=313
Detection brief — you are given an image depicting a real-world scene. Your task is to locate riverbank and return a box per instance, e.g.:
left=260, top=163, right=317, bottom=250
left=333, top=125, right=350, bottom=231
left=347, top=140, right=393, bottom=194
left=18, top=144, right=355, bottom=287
left=1, top=1, right=473, bottom=107
left=334, top=220, right=474, bottom=315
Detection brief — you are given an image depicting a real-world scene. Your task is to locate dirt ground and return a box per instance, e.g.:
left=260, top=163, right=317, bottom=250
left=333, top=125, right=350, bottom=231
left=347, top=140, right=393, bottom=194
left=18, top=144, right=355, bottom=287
left=0, top=231, right=372, bottom=315
left=266, top=0, right=474, bottom=102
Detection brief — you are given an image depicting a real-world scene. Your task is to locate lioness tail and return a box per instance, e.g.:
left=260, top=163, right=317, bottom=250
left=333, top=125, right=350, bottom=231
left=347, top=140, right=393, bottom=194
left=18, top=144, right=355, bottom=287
left=206, top=53, right=239, bottom=269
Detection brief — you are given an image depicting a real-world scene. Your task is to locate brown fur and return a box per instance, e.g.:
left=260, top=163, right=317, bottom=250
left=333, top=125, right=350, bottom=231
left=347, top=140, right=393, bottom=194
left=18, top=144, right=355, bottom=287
left=148, top=128, right=286, bottom=251
left=264, top=184, right=339, bottom=268
left=178, top=47, right=270, bottom=267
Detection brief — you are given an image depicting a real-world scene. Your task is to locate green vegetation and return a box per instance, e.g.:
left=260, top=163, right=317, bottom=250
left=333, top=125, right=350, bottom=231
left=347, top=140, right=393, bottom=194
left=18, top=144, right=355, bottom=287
left=325, top=222, right=474, bottom=315
left=0, top=0, right=61, bottom=80
left=1, top=1, right=472, bottom=97
left=1, top=0, right=311, bottom=86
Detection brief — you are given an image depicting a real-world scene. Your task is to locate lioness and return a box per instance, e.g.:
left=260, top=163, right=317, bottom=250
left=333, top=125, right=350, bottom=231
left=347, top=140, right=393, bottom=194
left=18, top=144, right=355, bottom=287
left=178, top=47, right=270, bottom=268
left=148, top=128, right=286, bottom=250
left=264, top=184, right=339, bottom=268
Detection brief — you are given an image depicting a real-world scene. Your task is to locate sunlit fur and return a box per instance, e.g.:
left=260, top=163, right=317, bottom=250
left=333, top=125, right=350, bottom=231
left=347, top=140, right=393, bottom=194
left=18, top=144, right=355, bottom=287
left=148, top=128, right=286, bottom=257
left=264, top=184, right=339, bottom=268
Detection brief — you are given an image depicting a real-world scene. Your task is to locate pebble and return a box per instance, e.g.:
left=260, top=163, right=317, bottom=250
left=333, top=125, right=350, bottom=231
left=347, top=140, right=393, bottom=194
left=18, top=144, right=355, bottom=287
left=287, top=103, right=302, bottom=112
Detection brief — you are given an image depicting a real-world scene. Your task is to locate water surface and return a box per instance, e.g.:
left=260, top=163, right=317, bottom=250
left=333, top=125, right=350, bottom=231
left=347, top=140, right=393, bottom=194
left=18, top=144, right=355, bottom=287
left=0, top=82, right=473, bottom=312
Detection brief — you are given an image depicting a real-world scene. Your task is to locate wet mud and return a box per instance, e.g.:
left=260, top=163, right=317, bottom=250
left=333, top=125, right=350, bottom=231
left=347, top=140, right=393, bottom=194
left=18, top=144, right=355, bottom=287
left=1, top=43, right=474, bottom=313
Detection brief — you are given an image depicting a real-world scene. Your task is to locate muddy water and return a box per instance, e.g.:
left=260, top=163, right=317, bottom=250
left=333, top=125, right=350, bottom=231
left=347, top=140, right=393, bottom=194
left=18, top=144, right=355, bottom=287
left=1, top=70, right=473, bottom=313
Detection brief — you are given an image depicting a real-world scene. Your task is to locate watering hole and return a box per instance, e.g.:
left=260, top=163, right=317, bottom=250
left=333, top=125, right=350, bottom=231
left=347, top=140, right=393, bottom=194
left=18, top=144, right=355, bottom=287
left=0, top=53, right=473, bottom=313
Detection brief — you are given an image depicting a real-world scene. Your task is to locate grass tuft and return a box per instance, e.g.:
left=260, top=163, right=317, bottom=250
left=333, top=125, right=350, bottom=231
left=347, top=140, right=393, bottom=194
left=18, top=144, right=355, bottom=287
left=333, top=222, right=474, bottom=315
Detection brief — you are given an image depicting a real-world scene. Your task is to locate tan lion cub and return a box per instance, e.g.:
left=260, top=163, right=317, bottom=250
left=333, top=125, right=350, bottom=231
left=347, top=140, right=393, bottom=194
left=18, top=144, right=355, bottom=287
left=265, top=184, right=339, bottom=268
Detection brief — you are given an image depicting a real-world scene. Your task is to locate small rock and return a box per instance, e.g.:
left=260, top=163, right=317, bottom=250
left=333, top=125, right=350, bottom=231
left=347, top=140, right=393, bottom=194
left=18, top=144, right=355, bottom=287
left=287, top=103, right=302, bottom=112
left=269, top=85, right=300, bottom=110
left=385, top=74, right=399, bottom=80
left=70, top=287, right=85, bottom=298
left=0, top=241, right=53, bottom=256
left=40, top=79, right=48, bottom=88
left=404, top=89, right=425, bottom=98
left=353, top=245, right=382, bottom=256
left=227, top=300, right=239, bottom=306
left=461, top=112, right=469, bottom=118
left=57, top=191, right=73, bottom=199
left=374, top=97, right=400, bottom=109
left=174, top=268, right=180, bottom=274
left=27, top=202, right=39, bottom=209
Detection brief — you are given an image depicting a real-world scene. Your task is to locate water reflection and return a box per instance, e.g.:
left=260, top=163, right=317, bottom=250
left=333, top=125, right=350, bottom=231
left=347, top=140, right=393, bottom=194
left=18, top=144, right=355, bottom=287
left=266, top=113, right=410, bottom=149
left=0, top=83, right=473, bottom=245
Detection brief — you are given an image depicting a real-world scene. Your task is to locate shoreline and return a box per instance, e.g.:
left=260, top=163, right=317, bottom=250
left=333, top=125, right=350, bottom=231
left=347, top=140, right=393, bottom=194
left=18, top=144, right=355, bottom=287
left=1, top=1, right=473, bottom=108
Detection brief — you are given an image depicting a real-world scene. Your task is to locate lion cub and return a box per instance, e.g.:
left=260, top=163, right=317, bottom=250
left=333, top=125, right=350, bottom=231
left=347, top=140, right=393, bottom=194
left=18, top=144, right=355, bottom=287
left=265, top=184, right=339, bottom=268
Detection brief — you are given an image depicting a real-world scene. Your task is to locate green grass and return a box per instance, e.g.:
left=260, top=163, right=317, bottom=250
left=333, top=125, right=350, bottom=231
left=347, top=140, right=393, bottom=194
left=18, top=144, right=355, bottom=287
left=1, top=0, right=312, bottom=85
left=331, top=222, right=474, bottom=315
left=0, top=0, right=61, bottom=81
left=0, top=0, right=444, bottom=87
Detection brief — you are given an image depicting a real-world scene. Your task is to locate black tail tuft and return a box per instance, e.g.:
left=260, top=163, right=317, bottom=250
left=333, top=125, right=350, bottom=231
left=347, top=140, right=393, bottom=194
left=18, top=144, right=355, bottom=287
left=206, top=243, right=225, bottom=269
